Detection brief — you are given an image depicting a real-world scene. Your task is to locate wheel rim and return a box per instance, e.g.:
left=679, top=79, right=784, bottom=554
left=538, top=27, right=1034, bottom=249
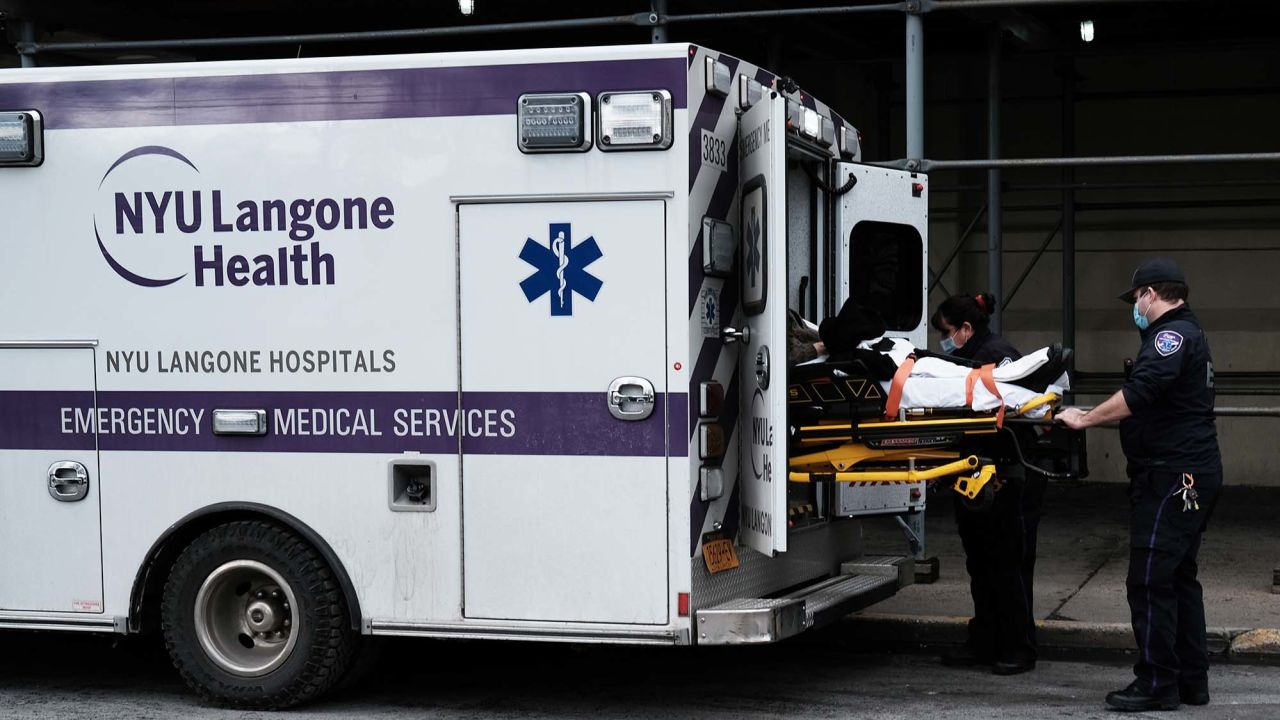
left=193, top=559, right=300, bottom=677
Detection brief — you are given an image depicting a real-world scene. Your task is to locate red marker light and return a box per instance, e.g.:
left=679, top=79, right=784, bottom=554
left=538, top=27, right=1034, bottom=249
left=678, top=592, right=690, bottom=617
left=912, top=182, right=925, bottom=198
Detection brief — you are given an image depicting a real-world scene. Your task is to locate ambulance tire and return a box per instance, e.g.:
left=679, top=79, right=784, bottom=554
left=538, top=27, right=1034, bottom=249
left=160, top=520, right=358, bottom=709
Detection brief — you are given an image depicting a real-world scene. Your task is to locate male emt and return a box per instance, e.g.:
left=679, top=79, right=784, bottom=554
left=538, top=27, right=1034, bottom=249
left=1059, top=258, right=1221, bottom=712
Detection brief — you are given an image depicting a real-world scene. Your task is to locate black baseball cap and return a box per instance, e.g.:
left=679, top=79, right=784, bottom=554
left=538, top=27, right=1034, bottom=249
left=1118, top=258, right=1186, bottom=303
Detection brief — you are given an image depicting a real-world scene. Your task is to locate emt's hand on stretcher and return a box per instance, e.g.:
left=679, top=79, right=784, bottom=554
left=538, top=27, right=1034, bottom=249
left=1057, top=407, right=1089, bottom=430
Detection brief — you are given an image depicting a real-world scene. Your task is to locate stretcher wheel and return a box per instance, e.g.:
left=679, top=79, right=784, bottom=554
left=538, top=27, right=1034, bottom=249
left=960, top=482, right=997, bottom=513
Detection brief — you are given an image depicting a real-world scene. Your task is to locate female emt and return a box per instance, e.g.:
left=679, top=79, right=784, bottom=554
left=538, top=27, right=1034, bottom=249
left=932, top=293, right=1042, bottom=676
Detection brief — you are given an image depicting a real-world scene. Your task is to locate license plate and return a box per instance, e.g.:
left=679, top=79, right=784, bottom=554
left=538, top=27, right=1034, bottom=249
left=702, top=537, right=740, bottom=574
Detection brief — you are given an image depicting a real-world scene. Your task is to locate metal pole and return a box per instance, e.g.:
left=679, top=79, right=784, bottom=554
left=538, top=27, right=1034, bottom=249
left=650, top=0, right=667, bottom=43
left=17, top=14, right=655, bottom=54
left=915, top=151, right=1280, bottom=171
left=1061, top=62, right=1077, bottom=383
left=666, top=3, right=909, bottom=23
left=905, top=11, right=925, bottom=164
left=987, top=27, right=1003, bottom=333
left=932, top=178, right=1280, bottom=194
left=924, top=0, right=1198, bottom=8
left=18, top=20, right=36, bottom=68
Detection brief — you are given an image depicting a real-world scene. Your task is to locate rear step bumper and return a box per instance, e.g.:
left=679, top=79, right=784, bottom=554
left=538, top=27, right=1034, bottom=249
left=694, top=555, right=911, bottom=645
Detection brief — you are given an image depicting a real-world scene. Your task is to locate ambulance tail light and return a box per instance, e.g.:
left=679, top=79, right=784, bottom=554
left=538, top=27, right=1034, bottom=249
left=838, top=122, right=860, bottom=159
left=0, top=110, right=43, bottom=167
left=596, top=90, right=673, bottom=151
left=517, top=93, right=592, bottom=154
left=738, top=74, right=764, bottom=110
left=704, top=57, right=732, bottom=98
left=801, top=109, right=821, bottom=142
left=678, top=592, right=690, bottom=617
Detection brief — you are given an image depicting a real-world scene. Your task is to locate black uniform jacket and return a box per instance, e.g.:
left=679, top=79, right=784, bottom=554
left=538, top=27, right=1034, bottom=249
left=952, top=329, right=1022, bottom=367
left=1120, top=305, right=1221, bottom=474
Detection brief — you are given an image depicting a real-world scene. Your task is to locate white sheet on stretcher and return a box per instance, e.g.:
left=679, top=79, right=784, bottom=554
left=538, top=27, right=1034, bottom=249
left=801, top=336, right=1065, bottom=418
left=877, top=338, right=1065, bottom=418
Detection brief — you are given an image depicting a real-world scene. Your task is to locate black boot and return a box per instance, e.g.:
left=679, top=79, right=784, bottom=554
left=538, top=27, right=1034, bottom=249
left=992, top=657, right=1035, bottom=676
left=1105, top=682, right=1180, bottom=712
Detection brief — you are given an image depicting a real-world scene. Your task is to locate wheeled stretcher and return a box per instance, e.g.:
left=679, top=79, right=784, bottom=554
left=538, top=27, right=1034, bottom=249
left=786, top=343, right=1086, bottom=510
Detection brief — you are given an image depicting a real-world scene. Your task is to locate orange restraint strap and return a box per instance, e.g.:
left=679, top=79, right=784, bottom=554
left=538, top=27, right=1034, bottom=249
left=884, top=356, right=916, bottom=420
left=965, top=363, right=1005, bottom=426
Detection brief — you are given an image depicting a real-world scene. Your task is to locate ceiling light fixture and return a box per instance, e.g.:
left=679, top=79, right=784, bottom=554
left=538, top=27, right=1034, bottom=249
left=1080, top=20, right=1095, bottom=43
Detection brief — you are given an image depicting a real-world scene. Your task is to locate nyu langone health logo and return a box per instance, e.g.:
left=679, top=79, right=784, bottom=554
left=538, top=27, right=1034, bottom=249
left=94, top=146, right=396, bottom=288
left=519, top=223, right=602, bottom=316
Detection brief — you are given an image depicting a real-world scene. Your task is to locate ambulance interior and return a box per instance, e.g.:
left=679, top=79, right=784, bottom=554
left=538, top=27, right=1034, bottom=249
left=774, top=145, right=1086, bottom=534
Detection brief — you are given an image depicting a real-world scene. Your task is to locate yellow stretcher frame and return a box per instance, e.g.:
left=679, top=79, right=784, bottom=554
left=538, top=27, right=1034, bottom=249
left=785, top=391, right=1060, bottom=500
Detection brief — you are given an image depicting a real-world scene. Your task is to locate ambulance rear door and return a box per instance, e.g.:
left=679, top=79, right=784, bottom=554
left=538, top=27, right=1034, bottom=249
left=832, top=165, right=929, bottom=516
left=736, top=91, right=789, bottom=555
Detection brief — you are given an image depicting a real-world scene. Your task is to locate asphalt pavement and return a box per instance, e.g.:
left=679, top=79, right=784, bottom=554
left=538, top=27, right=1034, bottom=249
left=2, top=630, right=1280, bottom=718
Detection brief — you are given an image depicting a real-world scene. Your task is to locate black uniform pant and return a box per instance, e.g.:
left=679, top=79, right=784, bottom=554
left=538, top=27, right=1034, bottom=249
left=954, top=468, right=1046, bottom=663
left=1126, top=469, right=1221, bottom=695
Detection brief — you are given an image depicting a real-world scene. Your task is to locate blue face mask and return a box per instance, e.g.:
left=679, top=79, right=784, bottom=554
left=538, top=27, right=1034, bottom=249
left=940, top=335, right=957, bottom=354
left=1133, top=291, right=1151, bottom=330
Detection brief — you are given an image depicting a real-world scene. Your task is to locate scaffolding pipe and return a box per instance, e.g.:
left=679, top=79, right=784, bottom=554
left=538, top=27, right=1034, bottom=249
left=930, top=204, right=986, bottom=292
left=905, top=12, right=925, bottom=163
left=933, top=178, right=1280, bottom=194
left=924, top=0, right=1197, bottom=8
left=18, top=20, right=36, bottom=68
left=1061, top=62, right=1076, bottom=386
left=663, top=3, right=909, bottom=23
left=918, top=152, right=1280, bottom=171
left=987, top=27, right=1003, bottom=334
left=15, top=14, right=655, bottom=54
left=650, top=0, right=668, bottom=43
left=15, top=0, right=1187, bottom=56
left=1075, top=406, right=1280, bottom=418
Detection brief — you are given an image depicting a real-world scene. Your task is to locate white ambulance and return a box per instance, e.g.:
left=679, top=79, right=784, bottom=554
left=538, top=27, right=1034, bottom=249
left=0, top=42, right=930, bottom=707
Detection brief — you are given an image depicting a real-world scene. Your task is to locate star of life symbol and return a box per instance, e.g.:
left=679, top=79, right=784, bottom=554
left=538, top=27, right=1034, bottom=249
left=519, top=222, right=603, bottom=316
left=746, top=205, right=762, bottom=289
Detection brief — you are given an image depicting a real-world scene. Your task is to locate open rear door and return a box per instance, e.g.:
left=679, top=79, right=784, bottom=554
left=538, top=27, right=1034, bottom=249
left=832, top=164, right=930, bottom=518
left=737, top=93, right=789, bottom=555
left=833, top=164, right=929, bottom=348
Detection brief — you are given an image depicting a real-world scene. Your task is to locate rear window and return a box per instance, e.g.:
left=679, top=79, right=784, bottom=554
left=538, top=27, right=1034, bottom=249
left=848, top=221, right=923, bottom=331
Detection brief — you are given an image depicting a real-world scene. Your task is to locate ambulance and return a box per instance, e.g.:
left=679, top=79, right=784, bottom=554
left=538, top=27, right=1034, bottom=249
left=0, top=43, right=936, bottom=707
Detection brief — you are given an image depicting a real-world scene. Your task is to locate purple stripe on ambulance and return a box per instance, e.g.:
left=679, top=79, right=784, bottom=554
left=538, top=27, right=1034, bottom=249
left=0, top=390, right=686, bottom=457
left=0, top=58, right=687, bottom=130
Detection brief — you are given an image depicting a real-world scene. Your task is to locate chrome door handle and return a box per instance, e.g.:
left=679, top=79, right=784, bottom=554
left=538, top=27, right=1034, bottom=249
left=721, top=326, right=751, bottom=345
left=48, top=461, right=90, bottom=502
left=607, top=376, right=656, bottom=421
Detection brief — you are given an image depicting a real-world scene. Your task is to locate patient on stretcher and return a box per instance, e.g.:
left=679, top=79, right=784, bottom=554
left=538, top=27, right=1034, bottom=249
left=787, top=301, right=1070, bottom=422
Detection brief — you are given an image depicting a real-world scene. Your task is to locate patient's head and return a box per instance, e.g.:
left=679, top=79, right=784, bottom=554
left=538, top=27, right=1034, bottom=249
left=931, top=293, right=996, bottom=351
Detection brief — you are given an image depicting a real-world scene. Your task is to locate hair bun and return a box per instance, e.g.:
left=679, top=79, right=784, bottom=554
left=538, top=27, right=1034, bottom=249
left=974, top=292, right=997, bottom=315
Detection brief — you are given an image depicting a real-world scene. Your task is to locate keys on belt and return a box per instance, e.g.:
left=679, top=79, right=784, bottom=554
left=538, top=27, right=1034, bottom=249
left=1178, top=473, right=1200, bottom=512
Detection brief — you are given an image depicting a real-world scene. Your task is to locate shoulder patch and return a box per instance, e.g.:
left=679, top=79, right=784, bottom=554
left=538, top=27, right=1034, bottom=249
left=1154, top=330, right=1184, bottom=357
